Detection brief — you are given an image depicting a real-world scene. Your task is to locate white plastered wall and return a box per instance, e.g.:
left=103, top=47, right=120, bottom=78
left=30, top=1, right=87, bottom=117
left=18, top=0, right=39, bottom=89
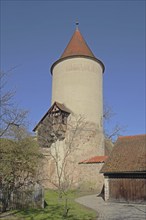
left=52, top=57, right=103, bottom=131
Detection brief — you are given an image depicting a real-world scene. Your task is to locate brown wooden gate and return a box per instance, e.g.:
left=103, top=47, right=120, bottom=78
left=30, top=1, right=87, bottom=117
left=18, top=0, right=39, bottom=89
left=109, top=177, right=146, bottom=203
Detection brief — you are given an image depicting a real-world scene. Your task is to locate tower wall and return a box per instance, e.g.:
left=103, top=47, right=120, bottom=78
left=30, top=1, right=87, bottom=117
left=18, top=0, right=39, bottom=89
left=52, top=57, right=103, bottom=130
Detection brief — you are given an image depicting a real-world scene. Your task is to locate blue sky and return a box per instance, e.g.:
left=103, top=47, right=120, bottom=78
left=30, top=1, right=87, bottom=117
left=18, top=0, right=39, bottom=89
left=1, top=0, right=145, bottom=136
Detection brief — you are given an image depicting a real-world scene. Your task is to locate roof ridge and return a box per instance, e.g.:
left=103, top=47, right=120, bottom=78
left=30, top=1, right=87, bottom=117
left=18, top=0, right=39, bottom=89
left=119, top=134, right=146, bottom=139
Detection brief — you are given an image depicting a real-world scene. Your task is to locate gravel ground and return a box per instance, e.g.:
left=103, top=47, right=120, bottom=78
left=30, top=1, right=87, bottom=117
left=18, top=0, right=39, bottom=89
left=75, top=194, right=146, bottom=220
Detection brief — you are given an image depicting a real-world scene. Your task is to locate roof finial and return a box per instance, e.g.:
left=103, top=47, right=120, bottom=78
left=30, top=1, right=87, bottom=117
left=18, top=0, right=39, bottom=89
left=76, top=20, right=79, bottom=30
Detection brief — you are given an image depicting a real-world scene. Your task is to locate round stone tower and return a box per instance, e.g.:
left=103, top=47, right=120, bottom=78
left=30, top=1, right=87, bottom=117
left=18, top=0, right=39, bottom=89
left=51, top=27, right=105, bottom=131
left=34, top=26, right=106, bottom=190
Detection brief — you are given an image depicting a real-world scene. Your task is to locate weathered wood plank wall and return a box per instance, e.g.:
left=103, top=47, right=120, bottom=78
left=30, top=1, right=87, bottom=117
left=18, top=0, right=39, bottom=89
left=109, top=178, right=146, bottom=203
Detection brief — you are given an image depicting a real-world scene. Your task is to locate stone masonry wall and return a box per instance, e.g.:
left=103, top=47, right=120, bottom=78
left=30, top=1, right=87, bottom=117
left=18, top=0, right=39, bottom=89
left=39, top=122, right=105, bottom=193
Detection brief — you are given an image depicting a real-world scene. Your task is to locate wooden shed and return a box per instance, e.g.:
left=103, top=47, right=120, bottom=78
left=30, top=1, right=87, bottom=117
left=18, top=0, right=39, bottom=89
left=101, top=134, right=146, bottom=203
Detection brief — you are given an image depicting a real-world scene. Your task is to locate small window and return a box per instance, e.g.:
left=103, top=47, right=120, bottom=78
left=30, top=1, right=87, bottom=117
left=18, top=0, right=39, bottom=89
left=62, top=115, right=67, bottom=124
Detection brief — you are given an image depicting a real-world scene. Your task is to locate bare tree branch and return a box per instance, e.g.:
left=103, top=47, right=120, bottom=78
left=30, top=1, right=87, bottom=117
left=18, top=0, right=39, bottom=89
left=37, top=114, right=85, bottom=197
left=0, top=70, right=28, bottom=138
left=103, top=103, right=126, bottom=141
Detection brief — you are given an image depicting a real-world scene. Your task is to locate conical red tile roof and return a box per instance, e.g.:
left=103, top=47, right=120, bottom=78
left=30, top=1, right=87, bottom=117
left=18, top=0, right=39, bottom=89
left=51, top=27, right=105, bottom=74
left=60, top=28, right=95, bottom=58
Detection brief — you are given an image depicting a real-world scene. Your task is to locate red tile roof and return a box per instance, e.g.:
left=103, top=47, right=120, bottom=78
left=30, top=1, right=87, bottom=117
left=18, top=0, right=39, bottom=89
left=50, top=28, right=105, bottom=74
left=60, top=28, right=95, bottom=59
left=79, top=155, right=108, bottom=164
left=101, top=134, right=146, bottom=173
